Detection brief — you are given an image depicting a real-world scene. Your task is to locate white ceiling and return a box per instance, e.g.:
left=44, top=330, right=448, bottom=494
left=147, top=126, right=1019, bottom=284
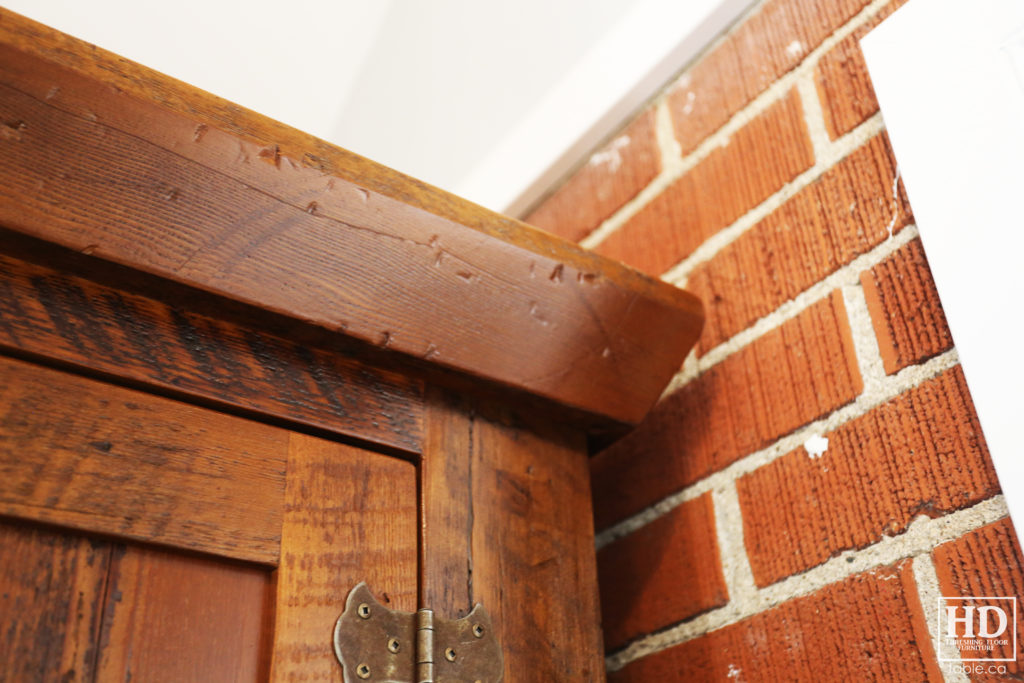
left=5, top=0, right=750, bottom=214
left=327, top=0, right=636, bottom=208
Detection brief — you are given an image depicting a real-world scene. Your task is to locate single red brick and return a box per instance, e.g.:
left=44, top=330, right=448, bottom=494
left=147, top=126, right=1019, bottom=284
left=598, top=493, right=728, bottom=651
left=596, top=89, right=813, bottom=276
left=738, top=365, right=999, bottom=587
left=933, top=518, right=1024, bottom=679
left=861, top=238, right=952, bottom=375
left=524, top=108, right=660, bottom=243
left=814, top=0, right=907, bottom=140
left=609, top=560, right=942, bottom=682
left=668, top=0, right=871, bottom=155
left=687, top=132, right=911, bottom=354
left=591, top=291, right=861, bottom=530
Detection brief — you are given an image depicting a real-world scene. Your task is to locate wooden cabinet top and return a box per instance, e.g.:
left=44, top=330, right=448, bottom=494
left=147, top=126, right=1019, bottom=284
left=0, top=7, right=703, bottom=431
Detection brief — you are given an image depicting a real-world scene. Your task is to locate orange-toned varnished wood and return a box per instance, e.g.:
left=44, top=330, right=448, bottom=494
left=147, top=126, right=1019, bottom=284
left=269, top=434, right=419, bottom=680
left=96, top=545, right=273, bottom=682
left=0, top=244, right=423, bottom=454
left=472, top=412, right=605, bottom=682
left=0, top=520, right=111, bottom=681
left=420, top=388, right=475, bottom=619
left=0, top=354, right=288, bottom=564
left=421, top=393, right=606, bottom=681
left=0, top=9, right=703, bottom=427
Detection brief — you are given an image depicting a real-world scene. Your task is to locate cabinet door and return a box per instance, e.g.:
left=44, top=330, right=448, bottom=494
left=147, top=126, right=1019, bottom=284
left=0, top=353, right=418, bottom=681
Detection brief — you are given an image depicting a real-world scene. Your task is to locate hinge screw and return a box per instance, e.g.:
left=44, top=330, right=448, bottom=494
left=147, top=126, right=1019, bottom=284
left=357, top=603, right=371, bottom=619
left=472, top=623, right=484, bottom=638
left=356, top=663, right=371, bottom=679
left=445, top=647, right=457, bottom=662
left=387, top=637, right=400, bottom=654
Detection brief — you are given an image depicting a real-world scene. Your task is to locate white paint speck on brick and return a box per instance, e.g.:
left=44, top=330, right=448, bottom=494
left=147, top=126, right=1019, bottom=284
left=786, top=40, right=804, bottom=57
left=588, top=135, right=631, bottom=172
left=682, top=90, right=697, bottom=115
left=804, top=434, right=829, bottom=458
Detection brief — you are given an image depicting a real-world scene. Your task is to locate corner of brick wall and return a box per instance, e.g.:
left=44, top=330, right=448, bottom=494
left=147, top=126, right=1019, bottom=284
left=524, top=0, right=1023, bottom=679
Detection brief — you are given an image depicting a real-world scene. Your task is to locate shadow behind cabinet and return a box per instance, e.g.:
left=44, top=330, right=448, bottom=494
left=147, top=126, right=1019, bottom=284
left=0, top=10, right=703, bottom=682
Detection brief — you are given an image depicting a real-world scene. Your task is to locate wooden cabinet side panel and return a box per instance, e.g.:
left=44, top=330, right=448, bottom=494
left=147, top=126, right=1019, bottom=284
left=422, top=392, right=606, bottom=681
left=0, top=520, right=111, bottom=682
left=470, top=414, right=606, bottom=682
left=96, top=545, right=273, bottom=682
left=270, top=434, right=419, bottom=681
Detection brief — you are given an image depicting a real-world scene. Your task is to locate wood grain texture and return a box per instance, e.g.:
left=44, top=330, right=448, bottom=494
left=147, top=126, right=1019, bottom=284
left=270, top=433, right=418, bottom=681
left=420, top=388, right=474, bottom=618
left=421, top=395, right=606, bottom=681
left=0, top=11, right=703, bottom=426
left=473, top=410, right=605, bottom=682
left=97, top=545, right=273, bottom=682
left=0, top=247, right=423, bottom=454
left=0, top=353, right=288, bottom=564
left=0, top=520, right=111, bottom=682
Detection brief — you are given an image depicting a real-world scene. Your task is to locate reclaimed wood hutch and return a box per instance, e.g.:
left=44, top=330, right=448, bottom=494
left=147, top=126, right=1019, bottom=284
left=0, top=9, right=703, bottom=682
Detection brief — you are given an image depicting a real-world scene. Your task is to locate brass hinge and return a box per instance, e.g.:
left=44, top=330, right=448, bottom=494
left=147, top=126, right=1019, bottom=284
left=334, top=583, right=503, bottom=683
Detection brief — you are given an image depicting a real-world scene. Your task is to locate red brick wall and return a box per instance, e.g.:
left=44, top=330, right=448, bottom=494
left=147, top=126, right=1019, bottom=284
left=524, top=0, right=1023, bottom=679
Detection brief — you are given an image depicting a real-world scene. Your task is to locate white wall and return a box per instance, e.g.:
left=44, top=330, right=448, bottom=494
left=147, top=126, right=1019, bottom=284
left=862, top=0, right=1024, bottom=549
left=328, top=0, right=635, bottom=204
left=4, top=0, right=395, bottom=143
